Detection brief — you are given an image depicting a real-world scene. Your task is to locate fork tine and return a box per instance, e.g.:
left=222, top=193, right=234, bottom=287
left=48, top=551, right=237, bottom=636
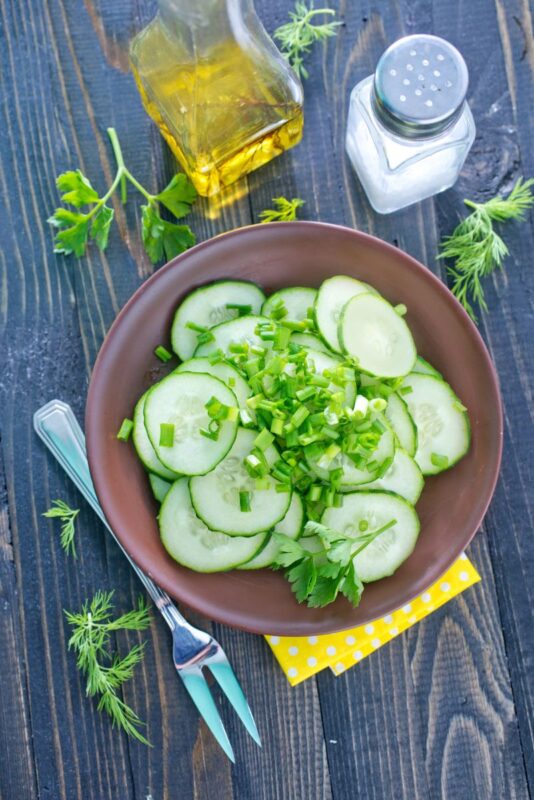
left=179, top=667, right=235, bottom=762
left=207, top=657, right=262, bottom=747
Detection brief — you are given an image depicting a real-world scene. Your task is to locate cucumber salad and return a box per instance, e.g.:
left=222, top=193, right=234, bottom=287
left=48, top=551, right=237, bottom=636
left=119, top=276, right=470, bottom=609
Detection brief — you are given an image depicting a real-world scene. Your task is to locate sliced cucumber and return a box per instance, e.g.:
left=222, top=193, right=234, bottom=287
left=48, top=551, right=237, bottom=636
left=308, top=426, right=395, bottom=486
left=315, top=275, right=372, bottom=352
left=175, top=357, right=252, bottom=413
left=190, top=428, right=291, bottom=535
left=132, top=392, right=181, bottom=480
left=385, top=392, right=417, bottom=457
left=160, top=478, right=267, bottom=571
left=148, top=473, right=172, bottom=503
left=144, top=372, right=238, bottom=475
left=290, top=332, right=332, bottom=354
left=238, top=493, right=304, bottom=569
left=171, top=280, right=265, bottom=360
left=194, top=315, right=271, bottom=357
left=262, top=287, right=317, bottom=321
left=400, top=373, right=470, bottom=475
left=413, top=355, right=442, bottom=378
left=351, top=448, right=424, bottom=505
left=306, top=348, right=356, bottom=406
left=339, top=293, right=417, bottom=378
left=322, top=491, right=420, bottom=582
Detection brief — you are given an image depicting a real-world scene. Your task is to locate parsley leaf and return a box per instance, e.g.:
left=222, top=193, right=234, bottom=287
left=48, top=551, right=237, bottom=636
left=56, top=169, right=99, bottom=207
left=90, top=205, right=114, bottom=250
left=48, top=209, right=90, bottom=257
left=155, top=173, right=197, bottom=218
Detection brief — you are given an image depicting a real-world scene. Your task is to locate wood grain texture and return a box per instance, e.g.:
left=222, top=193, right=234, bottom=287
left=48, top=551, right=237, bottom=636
left=0, top=0, right=532, bottom=798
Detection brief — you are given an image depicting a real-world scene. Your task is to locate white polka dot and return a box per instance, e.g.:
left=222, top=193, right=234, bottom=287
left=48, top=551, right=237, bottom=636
left=459, top=571, right=469, bottom=582
left=353, top=650, right=363, bottom=661
left=390, top=68, right=397, bottom=76
left=287, top=667, right=298, bottom=678
left=400, top=94, right=407, bottom=102
left=409, top=615, right=417, bottom=623
left=402, top=604, right=412, bottom=614
left=307, top=656, right=318, bottom=667
left=437, top=53, right=445, bottom=61
left=410, top=49, right=417, bottom=56
left=270, top=636, right=280, bottom=645
left=383, top=614, right=393, bottom=624
left=345, top=635, right=356, bottom=645
left=460, top=553, right=468, bottom=561
left=389, top=626, right=399, bottom=636
left=308, top=636, right=318, bottom=645
left=334, top=662, right=345, bottom=673
left=422, top=59, right=429, bottom=66
left=364, top=624, right=374, bottom=634
left=288, top=645, right=299, bottom=656
left=407, top=62, right=414, bottom=70
left=418, top=74, right=424, bottom=81
left=326, top=645, right=337, bottom=656
left=403, top=78, right=410, bottom=86
left=430, top=84, right=438, bottom=91
left=425, top=99, right=433, bottom=107
left=371, top=638, right=381, bottom=649
left=421, top=592, right=431, bottom=603
left=445, top=79, right=452, bottom=88
left=415, top=89, right=422, bottom=96
left=433, top=70, right=441, bottom=77
left=440, top=582, right=450, bottom=592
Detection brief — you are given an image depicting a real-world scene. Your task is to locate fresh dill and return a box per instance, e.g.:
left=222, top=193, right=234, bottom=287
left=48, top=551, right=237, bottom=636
left=43, top=499, right=80, bottom=557
left=273, top=2, right=341, bottom=79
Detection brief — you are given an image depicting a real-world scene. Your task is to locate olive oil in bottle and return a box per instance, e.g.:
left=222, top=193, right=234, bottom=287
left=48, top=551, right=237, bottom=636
left=130, top=1, right=304, bottom=197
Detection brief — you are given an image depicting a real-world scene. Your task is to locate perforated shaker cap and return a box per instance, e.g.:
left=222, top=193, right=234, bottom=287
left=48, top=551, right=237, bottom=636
left=372, top=35, right=469, bottom=139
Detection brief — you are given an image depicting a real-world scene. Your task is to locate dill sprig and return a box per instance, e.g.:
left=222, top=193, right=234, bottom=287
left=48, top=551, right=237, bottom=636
left=43, top=499, right=80, bottom=557
left=439, top=177, right=534, bottom=322
left=64, top=591, right=152, bottom=745
left=273, top=2, right=341, bottom=79
left=259, top=196, right=305, bottom=223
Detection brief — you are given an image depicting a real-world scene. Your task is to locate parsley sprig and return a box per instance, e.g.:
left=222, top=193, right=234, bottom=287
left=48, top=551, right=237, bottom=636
left=64, top=591, right=152, bottom=745
left=439, top=177, right=534, bottom=321
left=274, top=2, right=341, bottom=79
left=43, top=499, right=80, bottom=557
left=48, top=128, right=197, bottom=263
left=273, top=519, right=397, bottom=608
left=259, top=196, right=305, bottom=222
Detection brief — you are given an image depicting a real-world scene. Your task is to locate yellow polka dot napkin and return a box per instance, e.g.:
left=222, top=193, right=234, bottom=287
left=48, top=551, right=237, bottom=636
left=266, top=554, right=480, bottom=685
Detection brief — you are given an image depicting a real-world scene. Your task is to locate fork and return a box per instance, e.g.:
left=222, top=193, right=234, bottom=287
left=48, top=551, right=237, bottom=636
left=33, top=399, right=261, bottom=762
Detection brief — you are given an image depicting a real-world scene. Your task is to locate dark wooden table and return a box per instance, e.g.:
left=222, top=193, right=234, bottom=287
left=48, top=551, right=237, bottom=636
left=1, top=1, right=533, bottom=798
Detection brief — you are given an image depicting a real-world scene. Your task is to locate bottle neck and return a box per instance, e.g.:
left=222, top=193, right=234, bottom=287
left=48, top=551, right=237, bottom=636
left=158, top=0, right=254, bottom=37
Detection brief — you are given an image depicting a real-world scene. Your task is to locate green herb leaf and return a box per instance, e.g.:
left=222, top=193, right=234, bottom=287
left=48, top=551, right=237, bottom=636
left=140, top=204, right=165, bottom=263
left=43, top=499, right=80, bottom=557
left=64, top=591, right=151, bottom=745
left=259, top=196, right=305, bottom=223
left=273, top=1, right=342, bottom=79
left=48, top=209, right=90, bottom=257
left=439, top=177, right=534, bottom=322
left=155, top=173, right=197, bottom=218
left=161, top=219, right=196, bottom=260
left=56, top=169, right=99, bottom=207
left=90, top=205, right=114, bottom=250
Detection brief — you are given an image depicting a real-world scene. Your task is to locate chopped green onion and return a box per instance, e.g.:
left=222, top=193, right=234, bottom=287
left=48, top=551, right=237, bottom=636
left=117, top=418, right=133, bottom=442
left=307, top=485, right=322, bottom=502
left=239, top=491, right=252, bottom=512
left=296, top=385, right=315, bottom=402
left=394, top=303, right=407, bottom=316
left=371, top=418, right=386, bottom=433
left=159, top=423, right=175, bottom=447
left=227, top=377, right=236, bottom=387
left=369, top=397, right=387, bottom=413
left=430, top=452, right=449, bottom=469
left=358, top=519, right=369, bottom=532
left=200, top=426, right=219, bottom=441
left=366, top=459, right=379, bottom=472
left=317, top=443, right=341, bottom=470
left=226, top=302, right=252, bottom=316
left=273, top=326, right=291, bottom=351
left=291, top=406, right=310, bottom=428
left=240, top=408, right=255, bottom=427
left=229, top=342, right=247, bottom=353
left=254, top=428, right=275, bottom=451
left=309, top=374, right=329, bottom=387
left=208, top=349, right=224, bottom=364
left=270, top=417, right=285, bottom=436
left=185, top=321, right=209, bottom=334
left=197, top=331, right=214, bottom=345
left=399, top=385, right=413, bottom=396
left=275, top=483, right=291, bottom=493
left=154, top=345, right=173, bottom=363
left=226, top=406, right=239, bottom=422
left=255, top=477, right=271, bottom=491
left=453, top=400, right=467, bottom=412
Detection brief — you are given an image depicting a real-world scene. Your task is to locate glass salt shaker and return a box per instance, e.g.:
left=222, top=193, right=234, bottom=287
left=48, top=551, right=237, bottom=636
left=345, top=35, right=475, bottom=214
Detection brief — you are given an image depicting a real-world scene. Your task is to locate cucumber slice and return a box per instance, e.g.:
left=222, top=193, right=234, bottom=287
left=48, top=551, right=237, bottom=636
left=306, top=348, right=356, bottom=406
left=322, top=492, right=420, bottom=582
left=175, top=357, right=252, bottom=413
left=144, top=372, right=238, bottom=475
left=308, top=426, right=395, bottom=486
left=339, top=293, right=417, bottom=378
left=194, top=315, right=271, bottom=357
left=385, top=392, right=417, bottom=456
left=350, top=448, right=424, bottom=505
left=132, top=392, right=181, bottom=480
left=262, top=287, right=317, bottom=321
left=400, top=373, right=470, bottom=475
left=171, top=280, right=265, bottom=360
left=413, top=356, right=442, bottom=378
left=148, top=473, right=172, bottom=503
left=290, top=332, right=332, bottom=354
left=238, top=492, right=304, bottom=569
left=160, top=478, right=267, bottom=571
left=190, top=428, right=292, bottom=535
left=315, top=275, right=373, bottom=352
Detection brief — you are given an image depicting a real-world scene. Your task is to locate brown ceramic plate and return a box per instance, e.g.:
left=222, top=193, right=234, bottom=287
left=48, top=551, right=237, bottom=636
left=86, top=222, right=502, bottom=636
